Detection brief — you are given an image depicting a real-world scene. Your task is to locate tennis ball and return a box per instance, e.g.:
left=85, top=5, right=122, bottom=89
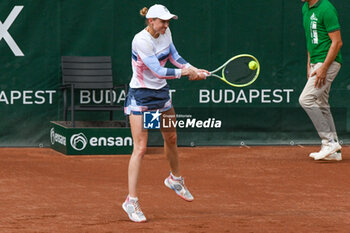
left=248, top=61, right=257, bottom=70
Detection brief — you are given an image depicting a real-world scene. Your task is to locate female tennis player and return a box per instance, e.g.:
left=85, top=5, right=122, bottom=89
left=122, top=4, right=208, bottom=222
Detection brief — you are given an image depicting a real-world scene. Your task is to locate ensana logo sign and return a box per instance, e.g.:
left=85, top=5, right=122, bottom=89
left=70, top=133, right=88, bottom=151
left=69, top=133, right=133, bottom=151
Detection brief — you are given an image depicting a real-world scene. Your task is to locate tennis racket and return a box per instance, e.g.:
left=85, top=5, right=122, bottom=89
left=205, top=54, right=260, bottom=87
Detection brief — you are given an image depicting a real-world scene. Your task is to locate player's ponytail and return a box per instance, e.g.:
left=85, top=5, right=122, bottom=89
left=140, top=7, right=148, bottom=17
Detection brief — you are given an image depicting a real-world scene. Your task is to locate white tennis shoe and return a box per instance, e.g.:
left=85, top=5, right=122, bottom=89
left=309, top=139, right=328, bottom=158
left=323, top=151, right=342, bottom=161
left=310, top=151, right=342, bottom=161
left=122, top=195, right=147, bottom=223
left=164, top=173, right=194, bottom=202
left=314, top=142, right=342, bottom=161
left=309, top=151, right=319, bottom=159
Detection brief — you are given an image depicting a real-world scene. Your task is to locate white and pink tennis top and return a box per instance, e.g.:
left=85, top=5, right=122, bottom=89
left=130, top=28, right=191, bottom=89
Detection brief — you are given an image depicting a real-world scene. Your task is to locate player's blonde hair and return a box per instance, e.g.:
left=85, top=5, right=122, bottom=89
left=140, top=7, right=149, bottom=26
left=140, top=7, right=148, bottom=17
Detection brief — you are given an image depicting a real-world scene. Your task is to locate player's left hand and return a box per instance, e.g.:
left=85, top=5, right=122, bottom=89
left=312, top=66, right=327, bottom=88
left=189, top=66, right=209, bottom=80
left=197, top=69, right=210, bottom=75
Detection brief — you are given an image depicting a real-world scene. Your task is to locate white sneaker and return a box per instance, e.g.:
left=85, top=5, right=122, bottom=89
left=323, top=151, right=342, bottom=161
left=309, top=151, right=318, bottom=159
left=314, top=142, right=342, bottom=160
left=309, top=140, right=328, bottom=158
left=164, top=173, right=194, bottom=202
left=122, top=195, right=147, bottom=223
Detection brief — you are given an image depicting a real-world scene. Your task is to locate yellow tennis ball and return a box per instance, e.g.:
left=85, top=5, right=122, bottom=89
left=248, top=61, right=257, bottom=70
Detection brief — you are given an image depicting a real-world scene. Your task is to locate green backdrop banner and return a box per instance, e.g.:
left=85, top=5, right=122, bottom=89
left=1, top=0, right=349, bottom=146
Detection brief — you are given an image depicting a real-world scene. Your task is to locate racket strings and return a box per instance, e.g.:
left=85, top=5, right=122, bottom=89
left=223, top=57, right=256, bottom=85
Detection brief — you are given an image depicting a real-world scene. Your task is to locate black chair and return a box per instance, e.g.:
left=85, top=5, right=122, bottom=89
left=61, top=56, right=128, bottom=127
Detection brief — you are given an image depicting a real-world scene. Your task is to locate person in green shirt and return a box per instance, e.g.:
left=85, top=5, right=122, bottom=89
left=299, top=0, right=343, bottom=161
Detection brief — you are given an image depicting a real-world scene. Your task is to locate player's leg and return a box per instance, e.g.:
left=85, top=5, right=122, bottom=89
left=122, top=112, right=148, bottom=222
left=316, top=62, right=342, bottom=161
left=317, top=62, right=341, bottom=142
left=128, top=113, right=148, bottom=197
left=160, top=107, right=194, bottom=201
left=308, top=68, right=334, bottom=159
left=299, top=63, right=333, bottom=141
left=160, top=107, right=179, bottom=175
left=299, top=62, right=341, bottom=159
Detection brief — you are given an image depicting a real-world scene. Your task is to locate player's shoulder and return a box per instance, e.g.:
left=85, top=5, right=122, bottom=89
left=317, top=0, right=338, bottom=22
left=322, top=0, right=336, bottom=8
left=320, top=0, right=338, bottom=14
left=133, top=29, right=151, bottom=45
left=133, top=29, right=149, bottom=41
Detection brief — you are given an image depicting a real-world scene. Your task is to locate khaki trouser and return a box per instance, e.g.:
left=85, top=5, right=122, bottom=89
left=299, top=61, right=341, bottom=142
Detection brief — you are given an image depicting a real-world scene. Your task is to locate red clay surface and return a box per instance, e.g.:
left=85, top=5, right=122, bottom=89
left=0, top=146, right=349, bottom=233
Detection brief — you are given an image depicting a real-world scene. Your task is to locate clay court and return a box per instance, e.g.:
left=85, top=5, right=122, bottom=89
left=0, top=146, right=349, bottom=232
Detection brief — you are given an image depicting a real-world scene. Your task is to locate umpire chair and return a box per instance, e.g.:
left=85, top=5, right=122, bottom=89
left=61, top=56, right=128, bottom=127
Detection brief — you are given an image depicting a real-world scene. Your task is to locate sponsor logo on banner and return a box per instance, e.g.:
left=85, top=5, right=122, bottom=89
left=70, top=133, right=88, bottom=151
left=50, top=128, right=66, bottom=146
left=0, top=6, right=24, bottom=56
left=69, top=132, right=133, bottom=151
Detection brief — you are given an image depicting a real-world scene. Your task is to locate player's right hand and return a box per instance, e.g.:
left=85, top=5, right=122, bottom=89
left=182, top=68, right=205, bottom=80
left=189, top=70, right=206, bottom=80
left=196, top=72, right=207, bottom=80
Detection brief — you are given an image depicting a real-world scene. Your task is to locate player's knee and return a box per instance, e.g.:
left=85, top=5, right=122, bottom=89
left=299, top=95, right=310, bottom=108
left=165, top=134, right=177, bottom=145
left=133, top=145, right=147, bottom=158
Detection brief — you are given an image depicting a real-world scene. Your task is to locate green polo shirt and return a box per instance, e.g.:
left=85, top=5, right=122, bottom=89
left=302, top=0, right=342, bottom=64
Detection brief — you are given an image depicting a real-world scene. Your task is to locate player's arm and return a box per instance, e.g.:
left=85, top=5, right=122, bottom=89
left=142, top=52, right=204, bottom=80
left=169, top=43, right=208, bottom=79
left=135, top=38, right=182, bottom=79
left=142, top=55, right=181, bottom=79
left=168, top=43, right=191, bottom=69
left=166, top=28, right=191, bottom=69
left=312, top=30, right=342, bottom=88
left=136, top=38, right=203, bottom=80
left=322, top=30, right=342, bottom=70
